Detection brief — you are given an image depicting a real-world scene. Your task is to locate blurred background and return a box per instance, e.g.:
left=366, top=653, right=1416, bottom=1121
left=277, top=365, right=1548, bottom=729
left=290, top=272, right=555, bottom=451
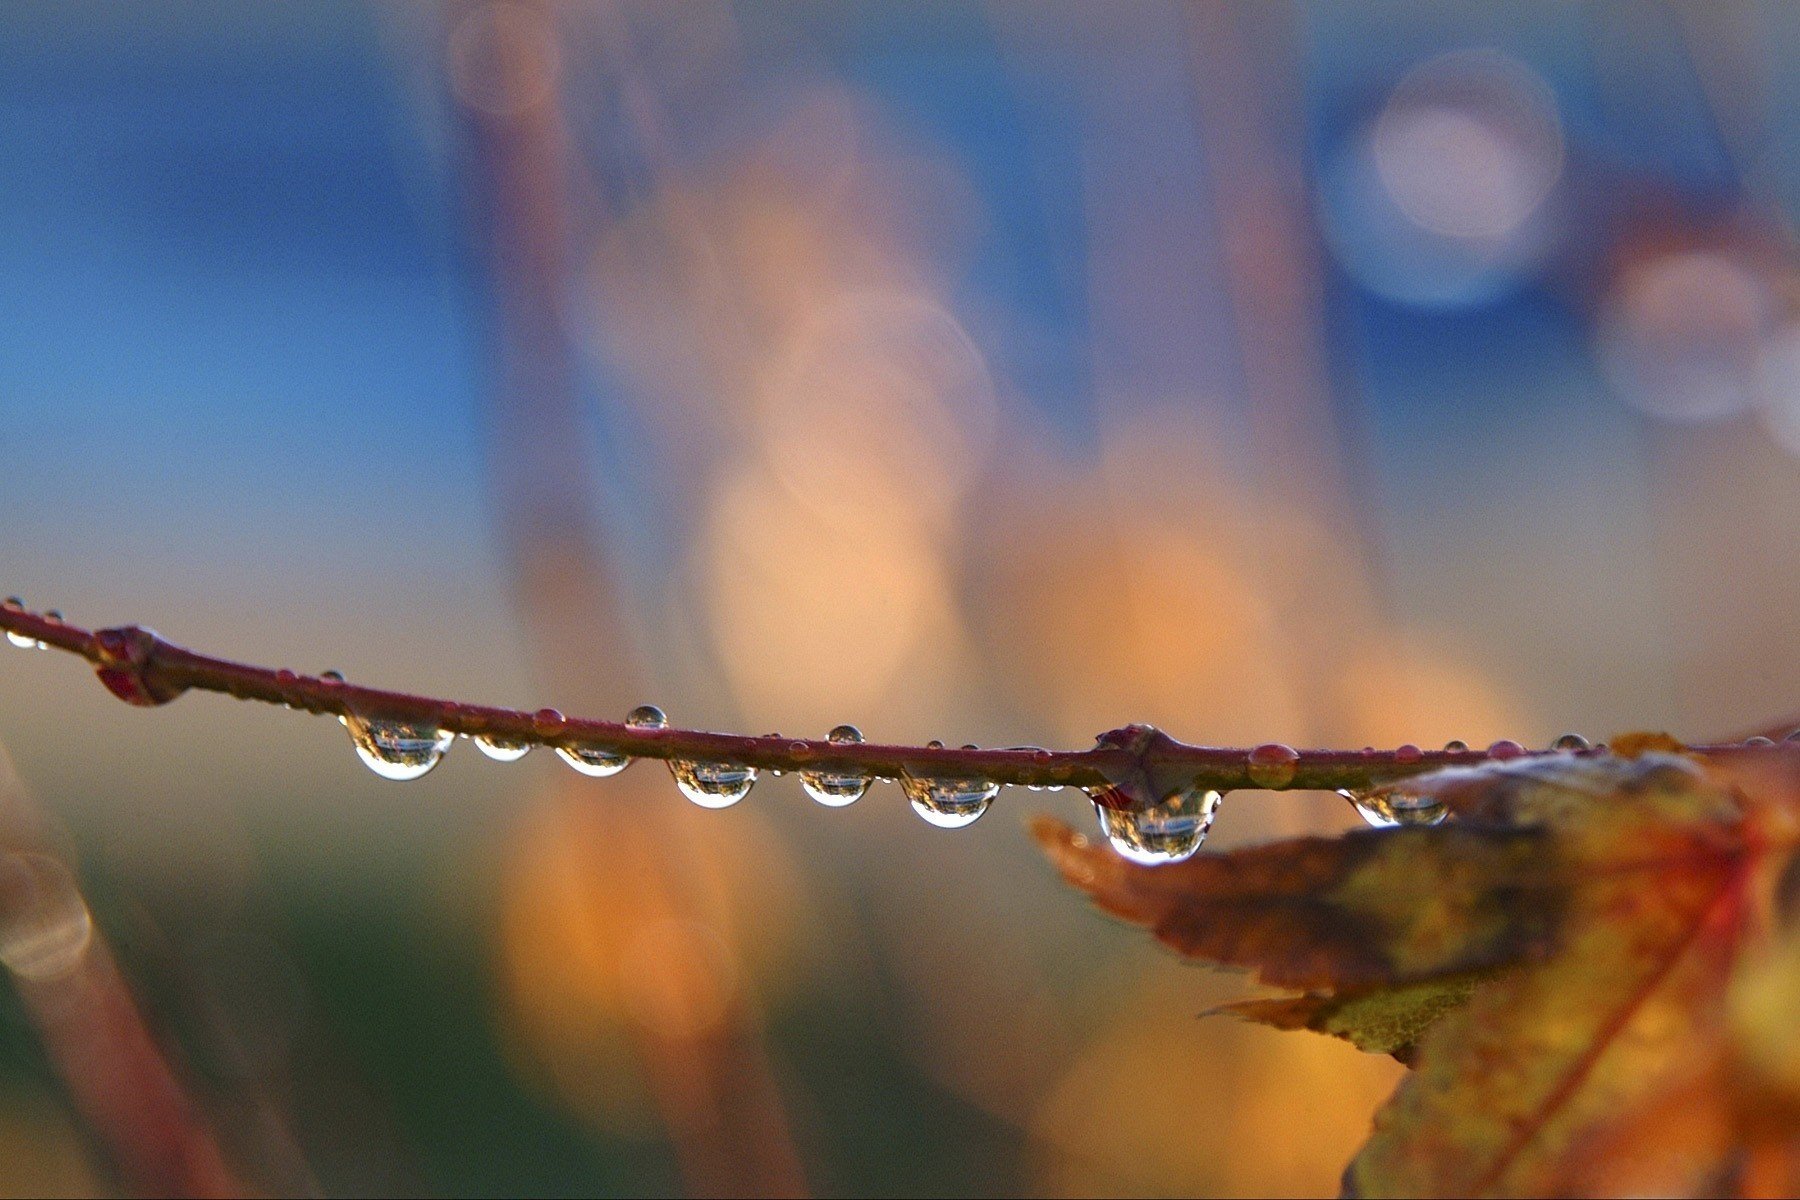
left=2, top=1, right=1798, bottom=1194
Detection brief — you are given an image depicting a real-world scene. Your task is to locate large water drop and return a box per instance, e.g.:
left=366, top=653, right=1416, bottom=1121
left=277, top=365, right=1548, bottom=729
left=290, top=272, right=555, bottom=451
left=1340, top=784, right=1447, bottom=828
left=1091, top=784, right=1222, bottom=865
left=800, top=724, right=868, bottom=807
left=475, top=735, right=533, bottom=762
left=671, top=761, right=757, bottom=809
left=902, top=742, right=998, bottom=829
left=346, top=714, right=453, bottom=781
left=556, top=743, right=629, bottom=777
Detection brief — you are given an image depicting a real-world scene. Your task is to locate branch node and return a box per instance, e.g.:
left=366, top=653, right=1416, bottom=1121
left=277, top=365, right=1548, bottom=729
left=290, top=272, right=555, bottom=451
left=92, top=626, right=186, bottom=708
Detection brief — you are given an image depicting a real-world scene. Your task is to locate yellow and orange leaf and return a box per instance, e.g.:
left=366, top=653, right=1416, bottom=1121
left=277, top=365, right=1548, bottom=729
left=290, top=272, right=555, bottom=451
left=1036, top=746, right=1800, bottom=1198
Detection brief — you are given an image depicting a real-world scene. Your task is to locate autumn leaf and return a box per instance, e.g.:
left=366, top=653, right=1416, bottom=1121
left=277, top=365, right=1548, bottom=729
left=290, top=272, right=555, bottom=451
left=1035, top=745, right=1800, bottom=1198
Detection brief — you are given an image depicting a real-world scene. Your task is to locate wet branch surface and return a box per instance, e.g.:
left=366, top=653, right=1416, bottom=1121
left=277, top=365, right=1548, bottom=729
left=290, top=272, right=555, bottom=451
left=3, top=604, right=1775, bottom=803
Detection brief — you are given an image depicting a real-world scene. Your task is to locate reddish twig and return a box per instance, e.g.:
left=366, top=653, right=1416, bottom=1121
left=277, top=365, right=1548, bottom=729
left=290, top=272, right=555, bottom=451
left=6, top=603, right=1777, bottom=803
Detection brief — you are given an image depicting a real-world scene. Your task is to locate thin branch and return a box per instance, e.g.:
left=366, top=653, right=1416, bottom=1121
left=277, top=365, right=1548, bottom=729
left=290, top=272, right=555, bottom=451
left=7, top=603, right=1778, bottom=803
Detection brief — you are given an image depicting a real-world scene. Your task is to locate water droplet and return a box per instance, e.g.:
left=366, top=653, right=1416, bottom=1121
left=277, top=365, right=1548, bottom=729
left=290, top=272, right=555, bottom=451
left=2, top=597, right=34, bottom=650
left=1551, top=733, right=1590, bottom=752
left=903, top=774, right=999, bottom=829
left=42, top=610, right=60, bottom=624
left=1340, top=784, right=1447, bottom=828
left=1786, top=729, right=1800, bottom=744
left=275, top=669, right=297, bottom=687
left=1443, top=739, right=1470, bottom=752
left=902, top=740, right=998, bottom=827
left=345, top=714, right=452, bottom=781
left=1091, top=784, right=1222, bottom=865
left=3, top=601, right=33, bottom=649
left=1487, top=739, right=1525, bottom=760
left=1246, top=743, right=1299, bottom=788
left=532, top=708, right=566, bottom=735
left=626, top=705, right=668, bottom=730
left=1394, top=743, right=1423, bottom=764
left=800, top=724, right=868, bottom=807
left=556, top=743, right=629, bottom=777
left=670, top=761, right=756, bottom=809
left=320, top=669, right=346, bottom=685
left=1745, top=736, right=1776, bottom=747
left=475, top=734, right=533, bottom=762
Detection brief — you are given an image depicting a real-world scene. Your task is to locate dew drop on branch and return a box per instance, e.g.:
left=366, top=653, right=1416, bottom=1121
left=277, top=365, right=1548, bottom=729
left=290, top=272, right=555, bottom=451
left=1090, top=784, right=1222, bottom=865
left=902, top=741, right=999, bottom=829
left=625, top=705, right=668, bottom=731
left=1443, top=739, right=1469, bottom=752
left=3, top=598, right=34, bottom=649
left=800, top=724, right=868, bottom=807
left=671, top=761, right=757, bottom=809
left=345, top=714, right=453, bottom=781
left=475, top=735, right=533, bottom=762
left=1551, top=732, right=1590, bottom=751
left=1245, top=742, right=1299, bottom=788
left=1339, top=784, right=1447, bottom=828
left=555, top=744, right=629, bottom=776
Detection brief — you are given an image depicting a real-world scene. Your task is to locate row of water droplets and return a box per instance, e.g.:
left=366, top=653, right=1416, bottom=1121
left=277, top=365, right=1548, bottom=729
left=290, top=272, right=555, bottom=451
left=8, top=601, right=1796, bottom=865
left=336, top=687, right=1003, bottom=825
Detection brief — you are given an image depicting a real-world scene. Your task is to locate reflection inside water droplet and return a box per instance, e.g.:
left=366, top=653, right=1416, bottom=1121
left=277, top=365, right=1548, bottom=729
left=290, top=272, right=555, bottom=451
left=556, top=743, right=629, bottom=777
left=670, top=761, right=757, bottom=809
left=800, top=724, right=868, bottom=807
left=902, top=742, right=998, bottom=828
left=1340, top=784, right=1447, bottom=828
left=625, top=705, right=668, bottom=730
left=1091, top=784, right=1222, bottom=865
left=345, top=714, right=453, bottom=781
left=474, top=735, right=532, bottom=762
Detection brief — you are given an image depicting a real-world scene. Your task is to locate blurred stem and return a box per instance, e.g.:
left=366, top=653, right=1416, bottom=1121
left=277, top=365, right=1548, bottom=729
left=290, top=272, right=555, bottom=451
left=445, top=3, right=808, bottom=1195
left=5, top=605, right=1770, bottom=798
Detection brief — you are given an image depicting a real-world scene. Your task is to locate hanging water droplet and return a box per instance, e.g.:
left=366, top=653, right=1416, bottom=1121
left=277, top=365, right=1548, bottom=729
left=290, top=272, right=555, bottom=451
left=345, top=714, right=453, bottom=781
left=3, top=596, right=33, bottom=650
left=1339, top=784, right=1447, bottom=828
left=556, top=743, right=629, bottom=777
left=1091, top=784, right=1222, bottom=866
left=1246, top=743, right=1299, bottom=788
left=1551, top=733, right=1590, bottom=752
left=475, top=734, right=533, bottom=762
left=670, top=761, right=756, bottom=809
left=625, top=704, right=668, bottom=730
left=1443, top=739, right=1469, bottom=752
left=902, top=743, right=998, bottom=828
left=800, top=724, right=868, bottom=807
